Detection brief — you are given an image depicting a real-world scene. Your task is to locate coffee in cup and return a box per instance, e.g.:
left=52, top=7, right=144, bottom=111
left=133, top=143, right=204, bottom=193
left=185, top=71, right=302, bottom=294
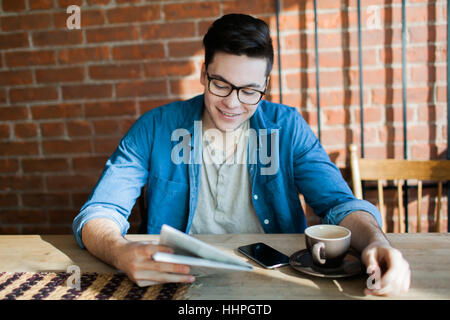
left=304, top=224, right=351, bottom=268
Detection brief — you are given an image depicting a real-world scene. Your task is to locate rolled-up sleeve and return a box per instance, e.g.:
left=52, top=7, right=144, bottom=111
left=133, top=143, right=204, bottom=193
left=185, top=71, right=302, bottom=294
left=321, top=199, right=382, bottom=228
left=72, top=206, right=131, bottom=249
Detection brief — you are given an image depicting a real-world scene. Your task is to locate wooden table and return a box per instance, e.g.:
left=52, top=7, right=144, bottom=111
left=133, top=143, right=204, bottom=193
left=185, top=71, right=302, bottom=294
left=0, top=233, right=449, bottom=300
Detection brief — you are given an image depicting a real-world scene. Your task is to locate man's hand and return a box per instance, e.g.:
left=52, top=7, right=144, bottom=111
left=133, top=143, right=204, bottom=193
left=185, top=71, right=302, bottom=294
left=338, top=211, right=411, bottom=297
left=113, top=240, right=195, bottom=287
left=361, top=240, right=411, bottom=297
left=81, top=218, right=195, bottom=287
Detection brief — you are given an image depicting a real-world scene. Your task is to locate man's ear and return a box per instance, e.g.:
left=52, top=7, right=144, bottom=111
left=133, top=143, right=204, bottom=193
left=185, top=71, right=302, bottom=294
left=200, top=62, right=206, bottom=86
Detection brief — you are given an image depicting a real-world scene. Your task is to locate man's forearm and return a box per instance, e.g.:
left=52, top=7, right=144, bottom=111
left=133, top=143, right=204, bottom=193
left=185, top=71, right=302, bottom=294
left=338, top=211, right=390, bottom=253
left=81, top=218, right=129, bottom=269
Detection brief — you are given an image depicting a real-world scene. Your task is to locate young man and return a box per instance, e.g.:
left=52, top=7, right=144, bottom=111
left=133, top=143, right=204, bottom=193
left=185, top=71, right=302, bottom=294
left=73, top=14, right=410, bottom=296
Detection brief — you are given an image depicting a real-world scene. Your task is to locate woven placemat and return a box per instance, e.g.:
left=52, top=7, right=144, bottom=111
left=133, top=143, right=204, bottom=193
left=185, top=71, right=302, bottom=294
left=0, top=272, right=191, bottom=300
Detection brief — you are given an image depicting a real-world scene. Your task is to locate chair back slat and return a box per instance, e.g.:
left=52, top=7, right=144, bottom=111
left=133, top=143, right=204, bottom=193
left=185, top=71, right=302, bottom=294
left=436, top=182, right=443, bottom=232
left=417, top=181, right=422, bottom=233
left=377, top=180, right=386, bottom=233
left=397, top=180, right=404, bottom=233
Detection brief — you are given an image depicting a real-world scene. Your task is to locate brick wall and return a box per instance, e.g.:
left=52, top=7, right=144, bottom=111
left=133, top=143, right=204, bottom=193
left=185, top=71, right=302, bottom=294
left=0, top=0, right=447, bottom=234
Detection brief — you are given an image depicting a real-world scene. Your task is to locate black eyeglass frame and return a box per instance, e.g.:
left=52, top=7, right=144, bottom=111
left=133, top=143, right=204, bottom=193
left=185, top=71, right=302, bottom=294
left=206, top=72, right=268, bottom=105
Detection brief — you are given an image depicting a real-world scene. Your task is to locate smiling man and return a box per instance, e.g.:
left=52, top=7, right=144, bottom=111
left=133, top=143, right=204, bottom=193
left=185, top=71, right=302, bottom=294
left=72, top=14, right=410, bottom=296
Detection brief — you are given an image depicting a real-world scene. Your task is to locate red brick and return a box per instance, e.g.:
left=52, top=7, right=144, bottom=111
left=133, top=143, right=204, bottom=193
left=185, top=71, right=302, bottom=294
left=139, top=99, right=175, bottom=115
left=33, top=30, right=83, bottom=47
left=10, top=87, right=58, bottom=103
left=87, top=0, right=111, bottom=4
left=62, top=84, right=113, bottom=100
left=86, top=26, right=139, bottom=43
left=170, top=79, right=203, bottom=95
left=0, top=194, right=18, bottom=207
left=0, top=32, right=29, bottom=50
left=164, top=2, right=220, bottom=21
left=0, top=70, right=33, bottom=86
left=0, top=124, right=10, bottom=139
left=144, top=61, right=197, bottom=78
left=40, top=122, right=65, bottom=137
left=2, top=0, right=26, bottom=12
left=36, top=67, right=85, bottom=83
left=354, top=107, right=383, bottom=124
left=14, top=123, right=38, bottom=139
left=223, top=0, right=275, bottom=15
left=5, top=50, right=55, bottom=67
left=46, top=174, right=99, bottom=191
left=54, top=10, right=105, bottom=28
left=107, top=5, right=160, bottom=23
left=0, top=160, right=19, bottom=173
left=0, top=141, right=39, bottom=156
left=93, top=120, right=119, bottom=135
left=22, top=192, right=70, bottom=207
left=89, top=64, right=142, bottom=80
left=0, top=175, right=44, bottom=191
left=29, top=0, right=54, bottom=10
left=116, top=80, right=167, bottom=98
left=85, top=100, right=136, bottom=118
left=66, top=120, right=92, bottom=137
left=58, top=47, right=110, bottom=64
left=48, top=209, right=77, bottom=224
left=324, top=109, right=351, bottom=126
left=72, top=192, right=90, bottom=208
left=168, top=41, right=203, bottom=58
left=0, top=106, right=29, bottom=121
left=0, top=210, right=47, bottom=224
left=58, top=0, right=82, bottom=7
left=93, top=137, right=120, bottom=153
left=141, top=22, right=196, bottom=40
left=31, top=104, right=82, bottom=120
left=112, top=44, right=165, bottom=61
left=119, top=118, right=136, bottom=134
left=418, top=105, right=445, bottom=122
left=42, top=139, right=92, bottom=155
left=72, top=155, right=108, bottom=171
left=0, top=89, right=6, bottom=104
left=1, top=14, right=52, bottom=32
left=22, top=158, right=69, bottom=173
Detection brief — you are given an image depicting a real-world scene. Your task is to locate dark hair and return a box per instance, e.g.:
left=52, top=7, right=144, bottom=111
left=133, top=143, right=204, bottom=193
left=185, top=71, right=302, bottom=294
left=203, top=14, right=274, bottom=77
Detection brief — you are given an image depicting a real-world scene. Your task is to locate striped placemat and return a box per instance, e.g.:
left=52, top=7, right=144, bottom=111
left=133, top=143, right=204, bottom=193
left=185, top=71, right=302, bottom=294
left=0, top=272, right=191, bottom=300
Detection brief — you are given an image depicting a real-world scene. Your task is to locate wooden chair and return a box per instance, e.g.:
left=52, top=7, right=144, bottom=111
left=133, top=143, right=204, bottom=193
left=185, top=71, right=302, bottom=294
left=349, top=144, right=450, bottom=233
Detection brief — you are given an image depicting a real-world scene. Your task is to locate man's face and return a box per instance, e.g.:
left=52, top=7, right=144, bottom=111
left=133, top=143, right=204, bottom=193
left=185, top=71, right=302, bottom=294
left=200, top=52, right=268, bottom=132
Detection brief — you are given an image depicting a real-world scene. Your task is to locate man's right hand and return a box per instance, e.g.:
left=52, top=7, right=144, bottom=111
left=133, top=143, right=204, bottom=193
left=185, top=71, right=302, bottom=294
left=81, top=218, right=195, bottom=287
left=113, top=240, right=195, bottom=287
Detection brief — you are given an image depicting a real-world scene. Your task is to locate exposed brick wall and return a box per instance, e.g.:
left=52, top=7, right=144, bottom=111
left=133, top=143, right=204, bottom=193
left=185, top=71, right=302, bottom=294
left=0, top=0, right=447, bottom=234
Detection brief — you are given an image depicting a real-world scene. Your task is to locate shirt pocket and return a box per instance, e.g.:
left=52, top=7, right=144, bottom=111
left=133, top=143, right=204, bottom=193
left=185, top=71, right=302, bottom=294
left=146, top=175, right=190, bottom=230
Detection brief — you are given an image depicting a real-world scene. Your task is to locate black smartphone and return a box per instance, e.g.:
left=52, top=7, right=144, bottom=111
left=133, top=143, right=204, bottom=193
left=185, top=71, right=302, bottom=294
left=238, top=242, right=290, bottom=269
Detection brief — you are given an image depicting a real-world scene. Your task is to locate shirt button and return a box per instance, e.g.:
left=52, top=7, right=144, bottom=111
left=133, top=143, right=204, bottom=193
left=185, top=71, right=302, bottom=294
left=253, top=194, right=258, bottom=200
left=264, top=219, right=269, bottom=225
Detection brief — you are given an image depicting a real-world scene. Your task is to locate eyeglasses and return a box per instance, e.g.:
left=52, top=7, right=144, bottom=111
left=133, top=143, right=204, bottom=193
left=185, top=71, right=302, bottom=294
left=206, top=72, right=267, bottom=105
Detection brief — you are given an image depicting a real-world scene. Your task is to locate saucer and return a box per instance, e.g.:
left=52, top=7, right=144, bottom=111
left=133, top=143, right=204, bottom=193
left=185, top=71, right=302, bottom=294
left=289, top=249, right=363, bottom=278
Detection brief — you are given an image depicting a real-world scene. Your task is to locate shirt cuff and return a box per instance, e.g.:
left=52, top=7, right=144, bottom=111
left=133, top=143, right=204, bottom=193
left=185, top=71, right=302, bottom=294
left=322, top=199, right=383, bottom=228
left=72, top=205, right=131, bottom=249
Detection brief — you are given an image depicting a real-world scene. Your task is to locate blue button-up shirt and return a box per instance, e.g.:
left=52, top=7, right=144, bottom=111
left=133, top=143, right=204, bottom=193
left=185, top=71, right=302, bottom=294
left=72, top=94, right=381, bottom=249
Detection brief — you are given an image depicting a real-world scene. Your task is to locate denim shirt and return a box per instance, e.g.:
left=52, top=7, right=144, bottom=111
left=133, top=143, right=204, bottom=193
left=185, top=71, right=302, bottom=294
left=72, top=94, right=381, bottom=249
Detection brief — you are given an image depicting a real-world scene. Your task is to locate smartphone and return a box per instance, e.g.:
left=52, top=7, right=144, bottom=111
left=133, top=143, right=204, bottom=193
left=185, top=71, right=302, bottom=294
left=238, top=242, right=290, bottom=269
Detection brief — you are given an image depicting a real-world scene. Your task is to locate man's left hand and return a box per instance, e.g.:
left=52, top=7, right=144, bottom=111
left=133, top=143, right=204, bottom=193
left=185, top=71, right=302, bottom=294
left=361, top=241, right=411, bottom=296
